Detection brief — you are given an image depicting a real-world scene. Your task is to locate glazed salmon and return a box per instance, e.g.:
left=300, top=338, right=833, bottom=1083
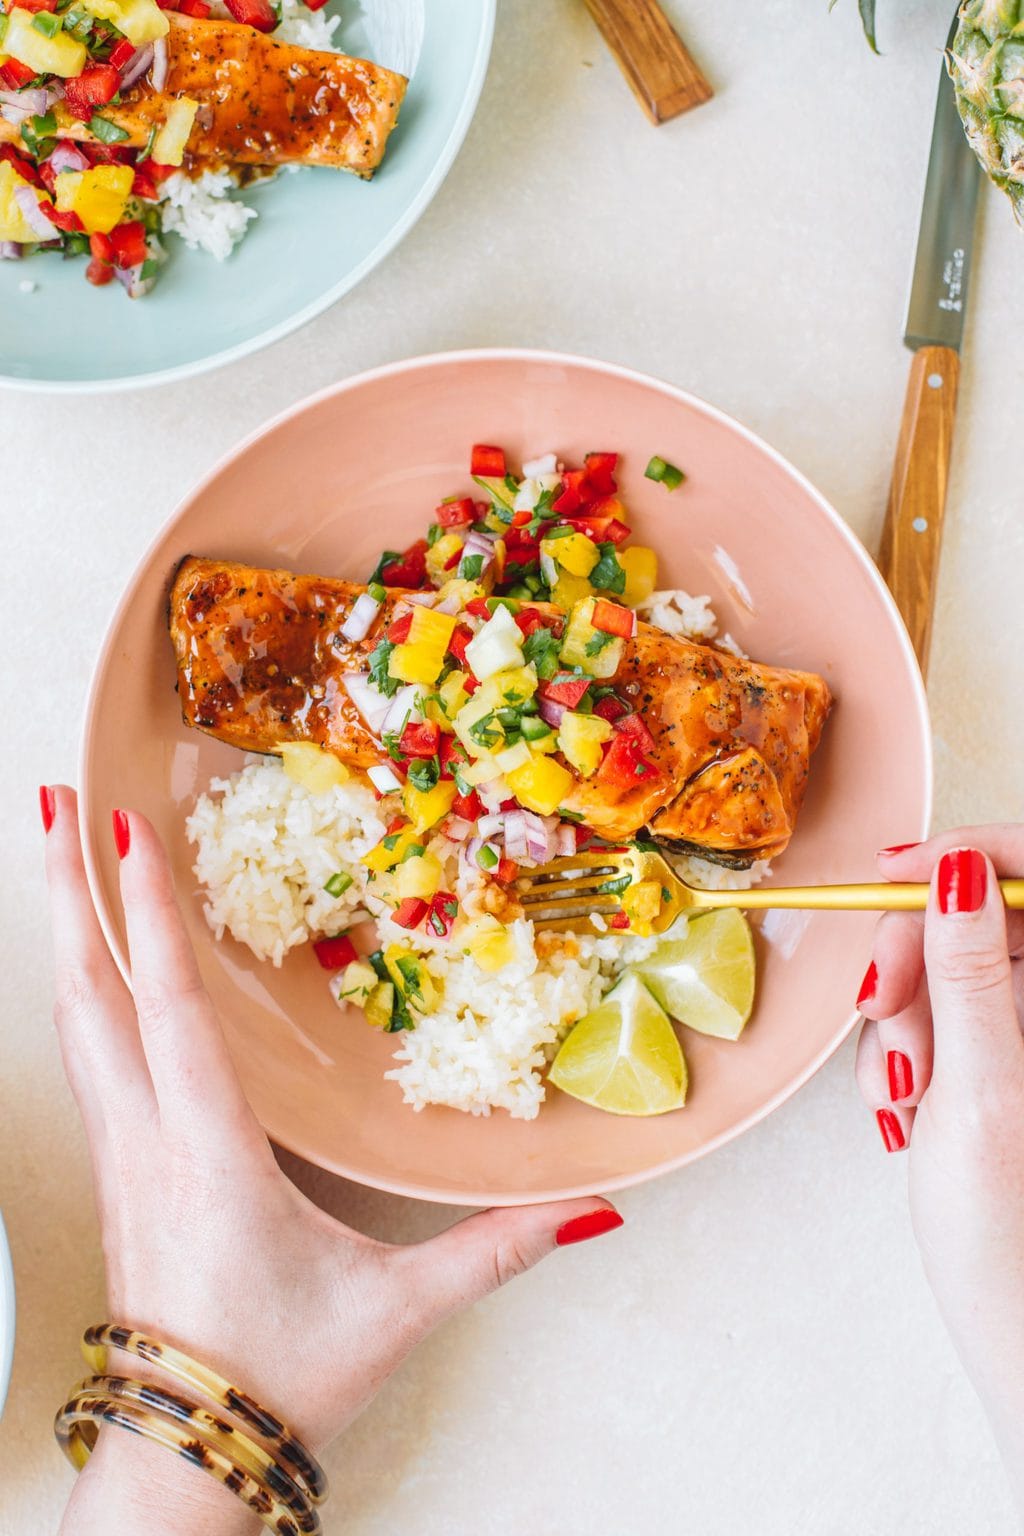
left=0, top=14, right=406, bottom=174
left=169, top=557, right=832, bottom=865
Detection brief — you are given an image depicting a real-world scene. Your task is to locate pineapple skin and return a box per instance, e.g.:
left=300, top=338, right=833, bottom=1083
left=949, top=0, right=1024, bottom=228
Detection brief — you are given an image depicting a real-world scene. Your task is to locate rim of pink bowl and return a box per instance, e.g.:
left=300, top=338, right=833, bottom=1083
left=78, top=348, right=934, bottom=1206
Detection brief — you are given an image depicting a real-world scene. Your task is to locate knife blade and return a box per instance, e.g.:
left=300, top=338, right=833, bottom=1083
left=877, top=10, right=982, bottom=675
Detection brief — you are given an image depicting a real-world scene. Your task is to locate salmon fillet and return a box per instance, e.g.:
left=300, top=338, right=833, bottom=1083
left=0, top=14, right=407, bottom=174
left=169, top=557, right=832, bottom=865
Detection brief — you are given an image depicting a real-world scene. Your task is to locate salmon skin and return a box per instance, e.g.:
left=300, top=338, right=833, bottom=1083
left=169, top=556, right=832, bottom=866
left=0, top=14, right=407, bottom=175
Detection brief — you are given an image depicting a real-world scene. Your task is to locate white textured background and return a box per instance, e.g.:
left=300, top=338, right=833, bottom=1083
left=2, top=1, right=1022, bottom=1530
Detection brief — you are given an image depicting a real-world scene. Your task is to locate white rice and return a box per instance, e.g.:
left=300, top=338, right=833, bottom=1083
left=158, top=0, right=341, bottom=261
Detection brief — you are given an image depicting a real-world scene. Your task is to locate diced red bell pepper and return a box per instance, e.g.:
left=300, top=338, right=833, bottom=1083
left=439, top=735, right=470, bottom=780
left=109, top=37, right=136, bottom=68
left=510, top=508, right=532, bottom=528
left=109, top=220, right=147, bottom=269
left=436, top=497, right=475, bottom=528
left=583, top=452, right=618, bottom=496
left=63, top=64, right=121, bottom=122
left=566, top=512, right=631, bottom=546
left=591, top=599, right=635, bottom=639
left=386, top=611, right=413, bottom=645
left=156, top=0, right=181, bottom=10
left=223, top=0, right=275, bottom=28
left=312, top=933, right=358, bottom=970
left=88, top=231, right=115, bottom=263
left=426, top=891, right=458, bottom=938
left=470, top=443, right=506, bottom=478
left=446, top=624, right=473, bottom=668
left=494, top=857, right=519, bottom=885
left=498, top=798, right=518, bottom=812
left=443, top=547, right=462, bottom=571
left=597, top=733, right=658, bottom=790
left=80, top=141, right=133, bottom=166
left=385, top=815, right=407, bottom=835
left=539, top=676, right=591, bottom=709
left=1, top=144, right=42, bottom=187
left=132, top=167, right=160, bottom=201
left=608, top=911, right=631, bottom=930
left=86, top=256, right=114, bottom=286
left=399, top=720, right=440, bottom=759
left=10, top=0, right=59, bottom=12
left=392, top=897, right=428, bottom=931
left=46, top=204, right=85, bottom=233
left=449, top=788, right=482, bottom=821
left=0, top=59, right=39, bottom=89
left=463, top=675, right=479, bottom=695
left=464, top=597, right=491, bottom=620
left=552, top=469, right=591, bottom=515
left=592, top=693, right=630, bottom=724
left=179, top=0, right=211, bottom=15
left=614, top=712, right=656, bottom=753
left=512, top=606, right=547, bottom=638
left=380, top=539, right=428, bottom=590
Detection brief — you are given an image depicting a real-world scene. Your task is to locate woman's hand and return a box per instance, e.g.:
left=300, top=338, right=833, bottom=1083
left=41, top=786, right=622, bottom=1533
left=855, top=829, right=1024, bottom=1499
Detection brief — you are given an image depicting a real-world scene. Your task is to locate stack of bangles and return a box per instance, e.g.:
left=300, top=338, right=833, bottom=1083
left=54, top=1325, right=328, bottom=1535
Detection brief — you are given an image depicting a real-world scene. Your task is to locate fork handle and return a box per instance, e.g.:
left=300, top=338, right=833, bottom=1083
left=691, top=880, right=1024, bottom=912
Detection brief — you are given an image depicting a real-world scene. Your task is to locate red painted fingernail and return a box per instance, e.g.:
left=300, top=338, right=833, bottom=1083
left=937, top=847, right=987, bottom=915
left=857, top=960, right=878, bottom=1008
left=879, top=842, right=920, bottom=856
left=887, top=1050, right=913, bottom=1103
left=555, top=1208, right=624, bottom=1247
left=112, top=809, right=130, bottom=861
left=876, top=1108, right=906, bottom=1154
left=39, top=785, right=55, bottom=834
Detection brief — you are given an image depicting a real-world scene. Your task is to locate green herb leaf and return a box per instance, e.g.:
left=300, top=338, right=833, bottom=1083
left=368, top=639, right=401, bottom=698
left=459, top=553, right=485, bottom=581
left=585, top=629, right=616, bottom=657
left=590, top=542, right=626, bottom=595
left=367, top=549, right=400, bottom=586
left=407, top=759, right=439, bottom=792
left=597, top=875, right=632, bottom=896
left=522, top=625, right=560, bottom=680
left=88, top=113, right=130, bottom=145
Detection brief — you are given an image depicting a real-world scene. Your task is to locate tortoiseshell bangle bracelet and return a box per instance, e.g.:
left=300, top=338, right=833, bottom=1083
left=56, top=1374, right=321, bottom=1535
left=80, top=1323, right=327, bottom=1505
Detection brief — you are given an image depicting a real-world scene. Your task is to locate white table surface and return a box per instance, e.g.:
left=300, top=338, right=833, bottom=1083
left=2, top=1, right=1022, bottom=1530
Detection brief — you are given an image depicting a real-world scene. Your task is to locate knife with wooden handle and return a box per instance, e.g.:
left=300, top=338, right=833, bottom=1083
left=877, top=15, right=981, bottom=675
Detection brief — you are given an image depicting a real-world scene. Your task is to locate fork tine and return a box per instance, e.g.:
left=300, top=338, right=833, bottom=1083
left=530, top=914, right=621, bottom=934
left=517, top=875, right=619, bottom=903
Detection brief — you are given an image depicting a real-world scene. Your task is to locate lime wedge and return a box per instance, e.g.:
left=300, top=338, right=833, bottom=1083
left=634, top=909, right=756, bottom=1041
left=549, top=972, right=687, bottom=1116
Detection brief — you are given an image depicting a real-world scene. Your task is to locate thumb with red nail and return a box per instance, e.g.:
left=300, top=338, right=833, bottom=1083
left=854, top=828, right=1024, bottom=1502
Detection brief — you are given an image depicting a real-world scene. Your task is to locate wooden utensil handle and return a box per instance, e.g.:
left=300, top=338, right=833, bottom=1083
left=582, top=0, right=713, bottom=124
left=876, top=344, right=960, bottom=674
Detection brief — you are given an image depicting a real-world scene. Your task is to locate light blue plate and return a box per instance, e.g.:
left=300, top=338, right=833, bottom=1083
left=0, top=0, right=493, bottom=391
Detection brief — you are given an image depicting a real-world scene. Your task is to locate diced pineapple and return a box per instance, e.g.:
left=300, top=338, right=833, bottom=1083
left=551, top=569, right=594, bottom=613
left=505, top=755, right=575, bottom=817
left=426, top=532, right=464, bottom=587
left=458, top=753, right=503, bottom=787
left=278, top=741, right=349, bottom=795
left=490, top=664, right=539, bottom=706
left=620, top=879, right=663, bottom=935
left=557, top=712, right=613, bottom=778
left=559, top=597, right=624, bottom=680
left=363, top=981, right=395, bottom=1030
left=492, top=740, right=532, bottom=775
left=3, top=8, right=86, bottom=75
left=383, top=945, right=438, bottom=1011
left=362, top=826, right=421, bottom=874
left=0, top=162, right=40, bottom=244
left=452, top=687, right=504, bottom=757
left=151, top=96, right=198, bottom=168
left=395, top=851, right=443, bottom=901
left=463, top=915, right=516, bottom=974
left=464, top=605, right=524, bottom=681
left=437, top=669, right=470, bottom=719
left=82, top=0, right=168, bottom=43
left=541, top=531, right=599, bottom=579
left=620, top=546, right=659, bottom=608
left=434, top=577, right=485, bottom=611
left=423, top=695, right=454, bottom=734
left=54, top=166, right=134, bottom=236
left=389, top=605, right=457, bottom=686
left=402, top=778, right=457, bottom=833
left=337, top=960, right=378, bottom=1003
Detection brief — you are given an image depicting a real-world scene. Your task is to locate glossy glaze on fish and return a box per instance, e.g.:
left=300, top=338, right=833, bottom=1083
left=169, top=556, right=832, bottom=864
left=0, top=15, right=406, bottom=175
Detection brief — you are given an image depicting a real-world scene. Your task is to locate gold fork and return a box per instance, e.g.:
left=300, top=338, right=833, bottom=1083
left=513, top=844, right=1024, bottom=935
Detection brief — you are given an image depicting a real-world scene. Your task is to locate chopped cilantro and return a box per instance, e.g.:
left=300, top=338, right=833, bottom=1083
left=590, top=542, right=626, bottom=595
left=368, top=639, right=401, bottom=698
left=367, top=549, right=401, bottom=586
left=597, top=875, right=632, bottom=895
left=407, top=759, right=439, bottom=792
left=426, top=523, right=444, bottom=548
left=468, top=711, right=501, bottom=749
left=88, top=113, right=130, bottom=145
left=459, top=553, right=485, bottom=581
left=522, top=625, right=560, bottom=680
left=585, top=630, right=616, bottom=657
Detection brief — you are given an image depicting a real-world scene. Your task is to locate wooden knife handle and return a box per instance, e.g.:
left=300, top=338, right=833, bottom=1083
left=582, top=0, right=713, bottom=124
left=877, top=344, right=960, bottom=676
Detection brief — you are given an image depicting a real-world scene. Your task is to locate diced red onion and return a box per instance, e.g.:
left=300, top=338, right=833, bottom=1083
left=504, top=809, right=555, bottom=865
left=462, top=530, right=496, bottom=558
left=340, top=591, right=381, bottom=643
left=151, top=37, right=169, bottom=92
left=114, top=261, right=156, bottom=299
left=441, top=816, right=474, bottom=843
left=12, top=186, right=58, bottom=241
left=342, top=672, right=392, bottom=736
left=406, top=590, right=438, bottom=607
left=46, top=84, right=64, bottom=105
left=118, top=42, right=154, bottom=93
left=367, top=762, right=403, bottom=795
left=537, top=696, right=566, bottom=730
left=380, top=683, right=423, bottom=737
left=462, top=836, right=485, bottom=869
left=523, top=453, right=558, bottom=478
left=434, top=589, right=463, bottom=615
left=1, top=88, right=49, bottom=119
left=0, top=242, right=22, bottom=260
left=49, top=142, right=90, bottom=175
left=555, top=823, right=577, bottom=857
left=476, top=813, right=503, bottom=839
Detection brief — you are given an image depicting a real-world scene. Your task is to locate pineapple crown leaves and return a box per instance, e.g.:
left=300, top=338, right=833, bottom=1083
left=831, top=0, right=879, bottom=53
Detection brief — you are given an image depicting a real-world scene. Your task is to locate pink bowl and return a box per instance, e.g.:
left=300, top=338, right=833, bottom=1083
left=80, top=351, right=932, bottom=1205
